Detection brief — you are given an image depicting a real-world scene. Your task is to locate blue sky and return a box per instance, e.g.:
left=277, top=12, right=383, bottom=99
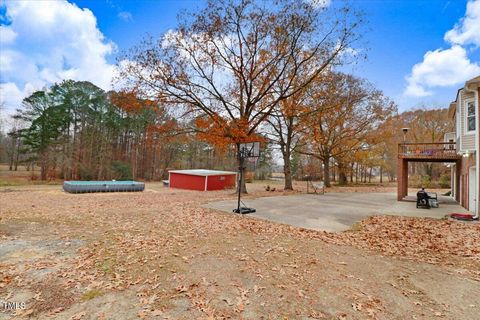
left=1, top=0, right=479, bottom=114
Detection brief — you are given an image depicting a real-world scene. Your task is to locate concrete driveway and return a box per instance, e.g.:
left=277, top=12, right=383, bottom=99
left=205, top=192, right=468, bottom=232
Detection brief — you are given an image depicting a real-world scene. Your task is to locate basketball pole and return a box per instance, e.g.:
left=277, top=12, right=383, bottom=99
left=236, top=153, right=244, bottom=213
left=233, top=143, right=256, bottom=214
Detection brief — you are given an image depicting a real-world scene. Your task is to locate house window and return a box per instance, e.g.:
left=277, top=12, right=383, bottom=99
left=467, top=101, right=475, bottom=132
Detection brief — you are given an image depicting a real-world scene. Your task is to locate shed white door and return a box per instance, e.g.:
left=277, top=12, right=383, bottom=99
left=469, top=166, right=476, bottom=212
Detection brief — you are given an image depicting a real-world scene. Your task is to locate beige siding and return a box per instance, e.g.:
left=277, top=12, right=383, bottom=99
left=462, top=134, right=475, bottom=151
left=459, top=90, right=476, bottom=152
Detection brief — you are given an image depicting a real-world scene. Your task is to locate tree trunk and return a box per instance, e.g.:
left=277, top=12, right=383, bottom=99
left=283, top=158, right=293, bottom=190
left=331, top=160, right=336, bottom=182
left=8, top=136, right=16, bottom=171
left=350, top=163, right=354, bottom=183
left=283, top=149, right=293, bottom=190
left=14, top=139, right=20, bottom=171
left=379, top=166, right=383, bottom=183
left=425, top=163, right=433, bottom=179
left=355, top=163, right=358, bottom=183
left=368, top=167, right=372, bottom=183
left=40, top=151, right=48, bottom=181
left=323, top=157, right=331, bottom=187
left=338, top=162, right=348, bottom=185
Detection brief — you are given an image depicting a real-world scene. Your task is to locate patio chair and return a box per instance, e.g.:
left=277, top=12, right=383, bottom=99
left=416, top=189, right=438, bottom=209
left=416, top=189, right=430, bottom=209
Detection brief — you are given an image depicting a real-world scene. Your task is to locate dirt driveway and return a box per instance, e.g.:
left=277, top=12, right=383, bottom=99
left=1, top=184, right=479, bottom=319
left=206, top=192, right=468, bottom=232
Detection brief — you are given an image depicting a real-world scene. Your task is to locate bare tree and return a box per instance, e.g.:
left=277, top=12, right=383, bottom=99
left=118, top=0, right=363, bottom=192
left=301, top=72, right=396, bottom=187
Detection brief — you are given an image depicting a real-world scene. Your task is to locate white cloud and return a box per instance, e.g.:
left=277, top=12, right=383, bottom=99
left=405, top=46, right=480, bottom=97
left=444, top=0, right=480, bottom=47
left=0, top=82, right=36, bottom=111
left=0, top=26, right=17, bottom=43
left=404, top=1, right=480, bottom=98
left=118, top=11, right=133, bottom=22
left=404, top=82, right=431, bottom=98
left=0, top=0, right=117, bottom=111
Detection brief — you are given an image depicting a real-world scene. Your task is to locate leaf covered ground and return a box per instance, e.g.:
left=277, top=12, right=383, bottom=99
left=0, top=183, right=479, bottom=319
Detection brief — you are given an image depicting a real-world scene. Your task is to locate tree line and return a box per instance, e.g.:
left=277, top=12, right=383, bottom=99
left=0, top=0, right=454, bottom=191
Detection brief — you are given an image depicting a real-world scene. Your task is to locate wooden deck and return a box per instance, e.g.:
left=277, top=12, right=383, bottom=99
left=397, top=142, right=462, bottom=201
left=398, top=142, right=462, bottom=161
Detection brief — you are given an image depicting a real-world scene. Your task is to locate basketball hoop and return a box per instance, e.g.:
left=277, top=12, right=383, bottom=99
left=238, top=142, right=260, bottom=158
left=234, top=141, right=261, bottom=214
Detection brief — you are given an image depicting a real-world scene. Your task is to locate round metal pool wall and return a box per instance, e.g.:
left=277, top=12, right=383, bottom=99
left=63, top=181, right=145, bottom=193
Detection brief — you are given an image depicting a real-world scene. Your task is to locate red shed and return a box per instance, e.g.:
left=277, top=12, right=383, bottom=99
left=168, top=169, right=237, bottom=191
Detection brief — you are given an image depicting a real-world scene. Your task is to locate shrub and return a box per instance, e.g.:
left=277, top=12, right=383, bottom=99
left=408, top=174, right=422, bottom=188
left=409, top=174, right=432, bottom=188
left=421, top=175, right=432, bottom=188
left=111, top=161, right=132, bottom=180
left=79, top=165, right=95, bottom=180
left=439, top=173, right=451, bottom=188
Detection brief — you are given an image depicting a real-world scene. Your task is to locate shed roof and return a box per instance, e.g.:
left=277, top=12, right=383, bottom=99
left=168, top=169, right=237, bottom=176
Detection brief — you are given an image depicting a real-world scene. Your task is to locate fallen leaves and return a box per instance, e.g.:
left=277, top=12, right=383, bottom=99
left=340, top=216, right=480, bottom=273
left=352, top=302, right=362, bottom=311
left=70, top=311, right=86, bottom=320
left=1, top=185, right=479, bottom=319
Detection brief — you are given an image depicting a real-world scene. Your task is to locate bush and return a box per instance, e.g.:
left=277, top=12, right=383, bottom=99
left=111, top=161, right=132, bottom=180
left=408, top=174, right=422, bottom=188
left=421, top=175, right=432, bottom=188
left=439, top=173, right=451, bottom=188
left=79, top=165, right=95, bottom=180
left=409, top=174, right=433, bottom=188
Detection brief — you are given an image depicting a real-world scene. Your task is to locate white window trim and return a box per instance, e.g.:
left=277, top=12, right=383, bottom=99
left=465, top=98, right=476, bottom=135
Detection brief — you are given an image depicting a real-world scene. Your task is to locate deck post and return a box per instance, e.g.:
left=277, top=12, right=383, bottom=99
left=397, top=158, right=408, bottom=201
left=402, top=159, right=408, bottom=199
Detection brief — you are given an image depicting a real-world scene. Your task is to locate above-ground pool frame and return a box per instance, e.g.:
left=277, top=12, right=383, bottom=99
left=63, top=181, right=145, bottom=193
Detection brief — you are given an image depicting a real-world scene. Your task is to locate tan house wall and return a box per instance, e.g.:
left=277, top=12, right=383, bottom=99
left=462, top=135, right=475, bottom=151
left=459, top=90, right=476, bottom=151
left=453, top=81, right=479, bottom=212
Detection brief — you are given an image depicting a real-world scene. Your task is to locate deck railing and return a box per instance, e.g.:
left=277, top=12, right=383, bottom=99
left=398, top=142, right=458, bottom=158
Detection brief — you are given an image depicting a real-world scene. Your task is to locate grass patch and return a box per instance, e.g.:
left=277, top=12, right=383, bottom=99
left=82, top=289, right=103, bottom=301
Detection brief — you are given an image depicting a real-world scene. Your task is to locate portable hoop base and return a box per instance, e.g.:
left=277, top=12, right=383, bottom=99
left=233, top=207, right=257, bottom=214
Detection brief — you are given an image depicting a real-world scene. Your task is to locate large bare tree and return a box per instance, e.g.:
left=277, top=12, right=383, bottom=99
left=118, top=0, right=363, bottom=192
left=301, top=72, right=396, bottom=187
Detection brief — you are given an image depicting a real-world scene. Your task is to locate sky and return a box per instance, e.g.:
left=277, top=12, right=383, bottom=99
left=0, top=0, right=479, bottom=116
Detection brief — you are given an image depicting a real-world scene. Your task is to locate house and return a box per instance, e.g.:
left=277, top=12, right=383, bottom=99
left=448, top=76, right=480, bottom=218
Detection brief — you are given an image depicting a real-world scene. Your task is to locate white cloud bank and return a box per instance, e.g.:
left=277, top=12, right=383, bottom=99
left=444, top=0, right=480, bottom=47
left=404, top=0, right=480, bottom=97
left=405, top=45, right=480, bottom=97
left=0, top=0, right=117, bottom=111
